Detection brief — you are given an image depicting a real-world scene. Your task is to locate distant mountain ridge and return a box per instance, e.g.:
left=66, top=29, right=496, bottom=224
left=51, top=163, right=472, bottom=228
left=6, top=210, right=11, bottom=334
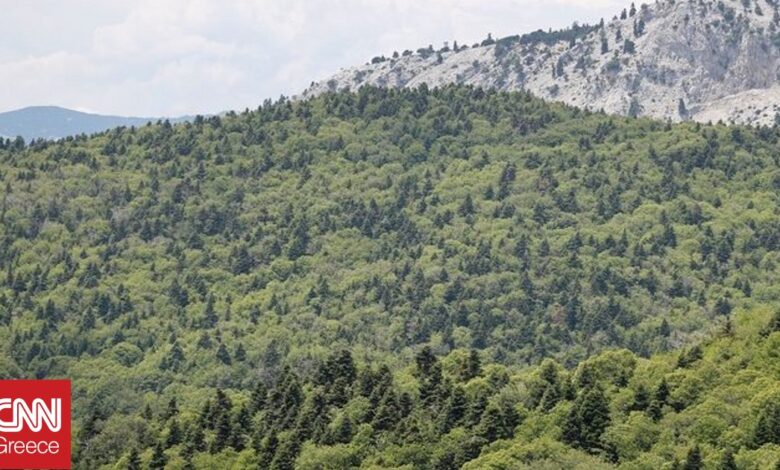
left=0, top=106, right=192, bottom=141
left=304, top=0, right=780, bottom=125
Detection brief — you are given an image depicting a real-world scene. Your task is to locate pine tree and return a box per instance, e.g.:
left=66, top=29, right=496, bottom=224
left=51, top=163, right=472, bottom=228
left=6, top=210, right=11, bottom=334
left=438, top=385, right=468, bottom=433
left=231, top=245, right=255, bottom=275
left=763, top=310, right=780, bottom=335
left=461, top=349, right=482, bottom=381
left=331, top=415, right=354, bottom=444
left=234, top=343, right=246, bottom=362
left=287, top=217, right=310, bottom=260
left=250, top=382, right=268, bottom=414
left=163, top=397, right=178, bottom=421
left=269, top=432, right=301, bottom=470
left=654, top=378, right=670, bottom=404
left=476, top=403, right=504, bottom=442
left=256, top=433, right=279, bottom=469
left=149, top=441, right=167, bottom=469
left=202, top=294, right=217, bottom=328
left=683, top=445, right=703, bottom=470
left=213, top=410, right=233, bottom=452
left=631, top=384, right=650, bottom=411
left=720, top=450, right=737, bottom=470
left=678, top=98, right=688, bottom=119
left=372, top=389, right=401, bottom=431
left=754, top=400, right=780, bottom=446
left=216, top=343, right=232, bottom=365
left=127, top=448, right=141, bottom=470
left=539, top=383, right=560, bottom=411
left=165, top=418, right=181, bottom=447
left=578, top=386, right=610, bottom=450
left=168, top=278, right=189, bottom=307
left=564, top=384, right=610, bottom=452
left=230, top=405, right=250, bottom=451
left=459, top=194, right=475, bottom=216
left=646, top=398, right=663, bottom=422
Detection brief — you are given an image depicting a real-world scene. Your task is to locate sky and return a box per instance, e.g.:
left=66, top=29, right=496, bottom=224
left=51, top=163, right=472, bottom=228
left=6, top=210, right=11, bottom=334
left=0, top=0, right=627, bottom=117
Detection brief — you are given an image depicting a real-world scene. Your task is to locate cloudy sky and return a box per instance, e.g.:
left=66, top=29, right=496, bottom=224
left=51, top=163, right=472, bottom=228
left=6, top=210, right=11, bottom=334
left=1, top=0, right=627, bottom=117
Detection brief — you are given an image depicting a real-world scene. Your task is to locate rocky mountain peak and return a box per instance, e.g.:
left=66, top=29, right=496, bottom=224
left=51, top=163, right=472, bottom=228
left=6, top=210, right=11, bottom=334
left=303, top=0, right=780, bottom=125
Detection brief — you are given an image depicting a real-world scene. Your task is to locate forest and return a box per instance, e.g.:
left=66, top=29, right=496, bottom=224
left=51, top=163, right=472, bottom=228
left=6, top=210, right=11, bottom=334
left=1, top=85, right=780, bottom=468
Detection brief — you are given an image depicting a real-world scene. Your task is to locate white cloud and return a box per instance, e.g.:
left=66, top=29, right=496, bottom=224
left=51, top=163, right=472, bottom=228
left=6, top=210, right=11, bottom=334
left=0, top=0, right=628, bottom=116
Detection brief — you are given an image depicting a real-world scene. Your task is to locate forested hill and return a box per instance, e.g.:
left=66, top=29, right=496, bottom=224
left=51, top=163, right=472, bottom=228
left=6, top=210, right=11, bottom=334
left=1, top=85, right=780, bottom=468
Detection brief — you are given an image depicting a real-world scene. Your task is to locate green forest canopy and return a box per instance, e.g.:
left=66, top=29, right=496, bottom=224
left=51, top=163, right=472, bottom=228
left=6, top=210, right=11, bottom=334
left=0, top=85, right=779, bottom=468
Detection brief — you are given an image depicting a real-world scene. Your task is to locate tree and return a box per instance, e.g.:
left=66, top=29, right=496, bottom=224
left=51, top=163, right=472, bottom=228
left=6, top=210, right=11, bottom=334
left=163, top=398, right=179, bottom=421
left=683, top=445, right=703, bottom=470
left=720, top=450, right=737, bottom=470
left=165, top=418, right=181, bottom=447
left=149, top=441, right=167, bottom=469
left=216, top=343, right=232, bottom=365
left=753, top=399, right=780, bottom=446
left=678, top=98, right=688, bottom=119
left=213, top=409, right=233, bottom=452
left=127, top=448, right=141, bottom=470
left=202, top=294, right=217, bottom=328
left=628, top=97, right=641, bottom=117
left=564, top=384, right=611, bottom=452
left=476, top=404, right=504, bottom=442
left=634, top=18, right=645, bottom=36
left=438, top=386, right=468, bottom=433
left=631, top=384, right=650, bottom=411
left=459, top=194, right=475, bottom=217
left=331, top=415, right=354, bottom=444
left=372, top=389, right=401, bottom=431
left=654, top=378, right=669, bottom=404
left=287, top=217, right=310, bottom=260
left=168, top=278, right=189, bottom=307
left=251, top=382, right=268, bottom=414
left=269, top=432, right=301, bottom=470
left=763, top=310, right=780, bottom=335
left=231, top=245, right=255, bottom=274
left=477, top=401, right=518, bottom=442
left=256, top=433, right=279, bottom=469
left=460, top=350, right=482, bottom=381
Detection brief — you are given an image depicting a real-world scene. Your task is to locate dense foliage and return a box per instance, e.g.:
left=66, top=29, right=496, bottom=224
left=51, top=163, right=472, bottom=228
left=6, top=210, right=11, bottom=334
left=1, top=85, right=780, bottom=468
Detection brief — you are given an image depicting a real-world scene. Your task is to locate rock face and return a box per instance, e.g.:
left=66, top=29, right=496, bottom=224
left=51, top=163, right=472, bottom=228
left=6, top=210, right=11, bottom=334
left=303, top=0, right=780, bottom=125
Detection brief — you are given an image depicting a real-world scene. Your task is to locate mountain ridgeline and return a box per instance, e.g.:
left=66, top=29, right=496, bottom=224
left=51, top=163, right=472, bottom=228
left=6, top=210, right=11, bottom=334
left=305, top=0, right=780, bottom=126
left=1, top=86, right=780, bottom=468
left=0, top=106, right=192, bottom=141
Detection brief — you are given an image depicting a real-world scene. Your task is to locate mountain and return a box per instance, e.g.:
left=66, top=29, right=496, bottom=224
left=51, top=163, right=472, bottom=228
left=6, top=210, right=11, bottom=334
left=0, top=105, right=191, bottom=141
left=304, top=0, right=780, bottom=126
left=3, top=86, right=780, bottom=467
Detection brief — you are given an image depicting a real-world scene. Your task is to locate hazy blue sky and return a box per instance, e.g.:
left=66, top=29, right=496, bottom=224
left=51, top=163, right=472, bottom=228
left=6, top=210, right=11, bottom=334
left=1, top=0, right=627, bottom=116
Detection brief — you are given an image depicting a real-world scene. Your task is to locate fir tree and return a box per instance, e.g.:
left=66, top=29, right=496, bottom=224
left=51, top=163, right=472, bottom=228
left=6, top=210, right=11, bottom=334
left=127, top=448, right=141, bottom=470
left=683, top=445, right=703, bottom=470
left=149, top=441, right=167, bottom=470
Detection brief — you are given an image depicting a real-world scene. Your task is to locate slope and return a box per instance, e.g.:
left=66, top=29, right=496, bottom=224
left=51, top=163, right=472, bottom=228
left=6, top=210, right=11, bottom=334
left=1, top=86, right=780, bottom=467
left=305, top=0, right=780, bottom=126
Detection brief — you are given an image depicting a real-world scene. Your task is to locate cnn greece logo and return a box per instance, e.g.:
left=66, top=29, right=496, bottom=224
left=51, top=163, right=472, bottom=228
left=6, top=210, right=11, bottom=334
left=0, top=380, right=71, bottom=469
left=0, top=398, right=62, bottom=432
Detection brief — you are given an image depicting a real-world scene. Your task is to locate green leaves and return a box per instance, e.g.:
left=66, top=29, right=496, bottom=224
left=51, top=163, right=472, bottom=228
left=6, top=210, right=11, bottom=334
left=3, top=85, right=780, bottom=468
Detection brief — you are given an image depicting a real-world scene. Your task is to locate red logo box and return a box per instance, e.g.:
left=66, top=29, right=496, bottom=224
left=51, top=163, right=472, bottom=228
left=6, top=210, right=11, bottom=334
left=0, top=380, right=71, bottom=469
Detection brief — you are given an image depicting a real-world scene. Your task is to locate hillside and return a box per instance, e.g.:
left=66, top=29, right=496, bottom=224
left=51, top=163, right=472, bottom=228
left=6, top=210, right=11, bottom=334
left=2, top=86, right=780, bottom=468
left=0, top=106, right=190, bottom=141
left=304, top=0, right=780, bottom=126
